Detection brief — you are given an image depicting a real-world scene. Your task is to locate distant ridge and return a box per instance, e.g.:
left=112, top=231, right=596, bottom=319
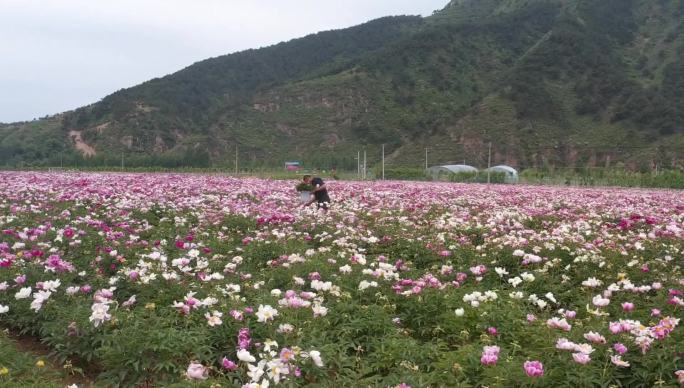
left=2, top=0, right=683, bottom=169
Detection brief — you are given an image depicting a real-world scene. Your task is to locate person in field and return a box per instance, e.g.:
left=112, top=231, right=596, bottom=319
left=301, top=174, right=330, bottom=210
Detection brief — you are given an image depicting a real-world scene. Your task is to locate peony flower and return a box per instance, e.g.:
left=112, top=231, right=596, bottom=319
left=0, top=304, right=8, bottom=314
left=675, top=370, right=684, bottom=384
left=277, top=323, right=294, bottom=334
left=237, top=349, right=256, bottom=363
left=312, top=304, right=328, bottom=318
left=592, top=295, right=610, bottom=307
left=572, top=353, right=591, bottom=365
left=583, top=331, right=606, bottom=344
left=266, top=359, right=289, bottom=384
left=205, top=311, right=223, bottom=327
left=610, top=355, right=630, bottom=367
left=481, top=345, right=500, bottom=366
left=15, top=287, right=32, bottom=299
left=481, top=352, right=498, bottom=366
left=613, top=343, right=628, bottom=355
left=621, top=302, right=634, bottom=312
left=523, top=360, right=544, bottom=377
left=556, top=338, right=576, bottom=351
left=309, top=350, right=324, bottom=367
left=221, top=357, right=238, bottom=371
left=185, top=362, right=208, bottom=380
left=454, top=308, right=465, bottom=317
left=256, top=304, right=278, bottom=323
left=547, top=317, right=572, bottom=331
left=89, top=303, right=111, bottom=327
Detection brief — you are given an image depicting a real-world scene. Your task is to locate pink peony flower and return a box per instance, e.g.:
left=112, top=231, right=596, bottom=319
left=480, top=345, right=500, bottom=366
left=675, top=370, right=684, bottom=384
left=523, top=360, right=544, bottom=377
left=583, top=331, right=606, bottom=344
left=572, top=353, right=591, bottom=365
left=237, top=327, right=251, bottom=350
left=547, top=317, right=572, bottom=331
left=613, top=343, right=628, bottom=355
left=481, top=353, right=498, bottom=366
left=621, top=302, right=634, bottom=312
left=221, top=357, right=237, bottom=371
left=186, top=362, right=208, bottom=380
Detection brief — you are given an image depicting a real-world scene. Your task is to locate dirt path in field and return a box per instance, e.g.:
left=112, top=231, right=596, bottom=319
left=4, top=328, right=97, bottom=387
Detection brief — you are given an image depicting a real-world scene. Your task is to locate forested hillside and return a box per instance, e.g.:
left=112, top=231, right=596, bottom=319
left=2, top=0, right=683, bottom=170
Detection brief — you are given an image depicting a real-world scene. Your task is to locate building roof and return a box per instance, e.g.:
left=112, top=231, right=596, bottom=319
left=429, top=164, right=478, bottom=173
left=484, top=165, right=518, bottom=175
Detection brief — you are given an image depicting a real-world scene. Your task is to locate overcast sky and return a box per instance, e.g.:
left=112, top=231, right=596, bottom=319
left=0, top=0, right=447, bottom=123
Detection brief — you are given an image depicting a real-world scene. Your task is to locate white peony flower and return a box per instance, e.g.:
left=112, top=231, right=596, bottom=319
left=15, top=287, right=32, bottom=299
left=256, top=304, right=278, bottom=323
left=237, top=349, right=256, bottom=363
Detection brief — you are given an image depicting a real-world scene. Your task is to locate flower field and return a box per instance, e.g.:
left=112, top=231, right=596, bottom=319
left=0, top=172, right=682, bottom=387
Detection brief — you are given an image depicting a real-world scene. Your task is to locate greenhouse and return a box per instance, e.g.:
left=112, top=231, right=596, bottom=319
left=483, top=165, right=519, bottom=183
left=427, top=164, right=478, bottom=180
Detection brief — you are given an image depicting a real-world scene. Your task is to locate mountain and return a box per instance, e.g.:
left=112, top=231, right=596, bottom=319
left=2, top=0, right=683, bottom=171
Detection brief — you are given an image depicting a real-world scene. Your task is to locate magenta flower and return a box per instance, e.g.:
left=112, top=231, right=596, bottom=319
left=221, top=357, right=237, bottom=371
left=480, top=353, right=497, bottom=365
left=237, top=327, right=251, bottom=350
left=487, top=327, right=498, bottom=336
left=613, top=343, right=628, bottom=355
left=621, top=302, right=634, bottom=312
left=523, top=361, right=544, bottom=377
left=480, top=345, right=500, bottom=366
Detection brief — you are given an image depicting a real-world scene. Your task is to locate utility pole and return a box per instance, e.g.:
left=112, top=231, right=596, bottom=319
left=121, top=152, right=124, bottom=171
left=425, top=148, right=428, bottom=170
left=487, top=142, right=492, bottom=184
left=357, top=150, right=360, bottom=179
left=363, top=149, right=367, bottom=180
left=235, top=144, right=238, bottom=175
left=381, top=144, right=385, bottom=180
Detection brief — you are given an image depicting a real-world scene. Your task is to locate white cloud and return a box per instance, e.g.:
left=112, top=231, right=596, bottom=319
left=0, top=0, right=447, bottom=122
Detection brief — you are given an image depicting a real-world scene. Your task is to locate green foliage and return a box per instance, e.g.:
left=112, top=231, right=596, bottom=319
left=0, top=332, right=63, bottom=387
left=519, top=168, right=684, bottom=188
left=2, top=0, right=684, bottom=169
left=375, top=167, right=427, bottom=181
left=295, top=183, right=314, bottom=192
